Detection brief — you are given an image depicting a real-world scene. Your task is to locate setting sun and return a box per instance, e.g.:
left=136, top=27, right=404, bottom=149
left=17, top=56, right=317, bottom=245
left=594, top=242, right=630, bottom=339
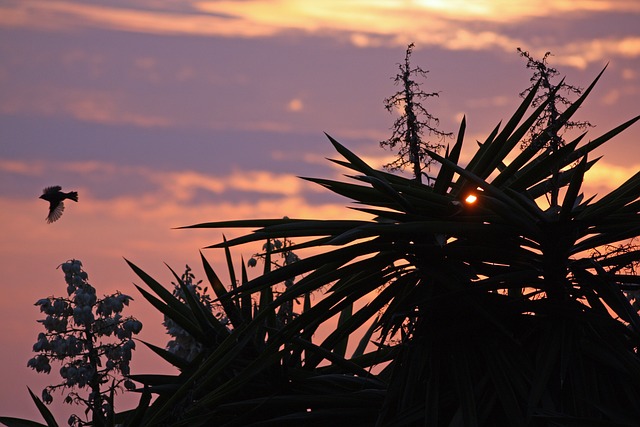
left=465, top=194, right=478, bottom=204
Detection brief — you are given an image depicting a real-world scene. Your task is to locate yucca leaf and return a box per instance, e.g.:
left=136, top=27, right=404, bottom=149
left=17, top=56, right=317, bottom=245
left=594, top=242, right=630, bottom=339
left=307, top=174, right=455, bottom=212
left=200, top=250, right=244, bottom=328
left=332, top=303, right=352, bottom=359
left=133, top=285, right=206, bottom=343
left=179, top=217, right=300, bottom=230
left=125, top=259, right=198, bottom=323
left=503, top=188, right=546, bottom=220
left=0, top=418, right=49, bottom=427
left=463, top=121, right=502, bottom=177
left=139, top=340, right=189, bottom=371
left=307, top=179, right=406, bottom=211
left=203, top=219, right=368, bottom=249
left=573, top=226, right=640, bottom=254
left=470, top=79, right=542, bottom=181
left=240, top=258, right=252, bottom=321
left=0, top=388, right=58, bottom=427
left=589, top=262, right=640, bottom=335
left=592, top=249, right=640, bottom=272
left=292, top=336, right=374, bottom=378
left=525, top=156, right=599, bottom=200
left=490, top=77, right=583, bottom=190
left=289, top=265, right=402, bottom=369
left=568, top=115, right=640, bottom=165
left=352, top=317, right=380, bottom=359
left=292, top=374, right=386, bottom=393
left=185, top=341, right=286, bottom=412
left=577, top=171, right=640, bottom=221
left=0, top=418, right=48, bottom=427
left=434, top=115, right=466, bottom=195
left=126, top=374, right=183, bottom=387
left=428, top=149, right=542, bottom=228
left=555, top=65, right=608, bottom=131
left=28, top=387, right=58, bottom=427
left=166, top=263, right=227, bottom=338
left=354, top=175, right=416, bottom=213
left=559, top=155, right=588, bottom=221
left=143, top=322, right=261, bottom=424
left=321, top=347, right=398, bottom=376
left=258, top=239, right=276, bottom=338
left=120, top=386, right=152, bottom=427
left=325, top=132, right=381, bottom=177
left=218, top=239, right=390, bottom=301
left=222, top=235, right=238, bottom=292
left=313, top=271, right=400, bottom=365
left=506, top=135, right=584, bottom=192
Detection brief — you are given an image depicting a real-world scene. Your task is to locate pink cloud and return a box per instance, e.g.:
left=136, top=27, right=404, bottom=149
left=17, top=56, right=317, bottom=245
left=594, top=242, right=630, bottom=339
left=2, top=1, right=639, bottom=68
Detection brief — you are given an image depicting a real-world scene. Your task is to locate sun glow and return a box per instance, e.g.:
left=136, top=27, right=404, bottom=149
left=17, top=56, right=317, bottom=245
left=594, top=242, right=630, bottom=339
left=465, top=194, right=478, bottom=204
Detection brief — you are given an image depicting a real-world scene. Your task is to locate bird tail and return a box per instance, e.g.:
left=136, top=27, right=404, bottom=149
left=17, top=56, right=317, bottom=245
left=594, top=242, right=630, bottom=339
left=67, top=191, right=79, bottom=202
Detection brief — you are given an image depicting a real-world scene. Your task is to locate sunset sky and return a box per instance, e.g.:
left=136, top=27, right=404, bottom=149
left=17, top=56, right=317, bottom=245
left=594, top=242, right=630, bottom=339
left=1, top=0, right=639, bottom=421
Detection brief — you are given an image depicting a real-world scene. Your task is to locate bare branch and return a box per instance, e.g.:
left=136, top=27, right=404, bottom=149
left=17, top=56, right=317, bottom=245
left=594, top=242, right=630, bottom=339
left=380, top=43, right=452, bottom=182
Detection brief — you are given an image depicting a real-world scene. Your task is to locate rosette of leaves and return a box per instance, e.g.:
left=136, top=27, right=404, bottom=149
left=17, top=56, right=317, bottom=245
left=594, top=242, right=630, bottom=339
left=180, top=67, right=640, bottom=426
left=123, top=242, right=386, bottom=426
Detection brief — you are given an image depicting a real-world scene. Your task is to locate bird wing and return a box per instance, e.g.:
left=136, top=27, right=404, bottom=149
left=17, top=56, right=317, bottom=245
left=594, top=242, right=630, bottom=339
left=42, top=185, right=62, bottom=195
left=47, top=201, right=65, bottom=223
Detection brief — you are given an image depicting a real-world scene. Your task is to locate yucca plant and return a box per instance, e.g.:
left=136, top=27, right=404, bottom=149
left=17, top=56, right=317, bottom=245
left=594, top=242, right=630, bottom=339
left=178, top=67, right=640, bottom=426
left=123, top=238, right=387, bottom=426
left=123, top=247, right=283, bottom=426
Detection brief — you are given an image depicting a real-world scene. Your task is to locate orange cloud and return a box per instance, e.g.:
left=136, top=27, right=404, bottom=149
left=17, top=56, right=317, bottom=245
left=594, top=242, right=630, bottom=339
left=1, top=0, right=638, bottom=68
left=583, top=160, right=640, bottom=195
left=0, top=159, right=45, bottom=176
left=0, top=86, right=172, bottom=127
left=0, top=1, right=276, bottom=37
left=0, top=158, right=327, bottom=203
left=146, top=168, right=329, bottom=204
left=551, top=36, right=640, bottom=69
left=66, top=95, right=171, bottom=127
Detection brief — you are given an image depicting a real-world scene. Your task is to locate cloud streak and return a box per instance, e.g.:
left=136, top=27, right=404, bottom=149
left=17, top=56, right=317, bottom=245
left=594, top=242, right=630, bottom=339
left=2, top=0, right=639, bottom=68
left=0, top=158, right=324, bottom=202
left=4, top=155, right=636, bottom=213
left=0, top=86, right=172, bottom=127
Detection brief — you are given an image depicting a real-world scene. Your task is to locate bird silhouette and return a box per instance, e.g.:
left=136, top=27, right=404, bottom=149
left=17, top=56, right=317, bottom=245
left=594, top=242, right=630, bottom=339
left=39, top=186, right=78, bottom=223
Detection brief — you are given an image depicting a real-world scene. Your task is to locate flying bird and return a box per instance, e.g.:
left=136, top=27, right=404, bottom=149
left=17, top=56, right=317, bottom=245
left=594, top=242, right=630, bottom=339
left=39, top=186, right=78, bottom=223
